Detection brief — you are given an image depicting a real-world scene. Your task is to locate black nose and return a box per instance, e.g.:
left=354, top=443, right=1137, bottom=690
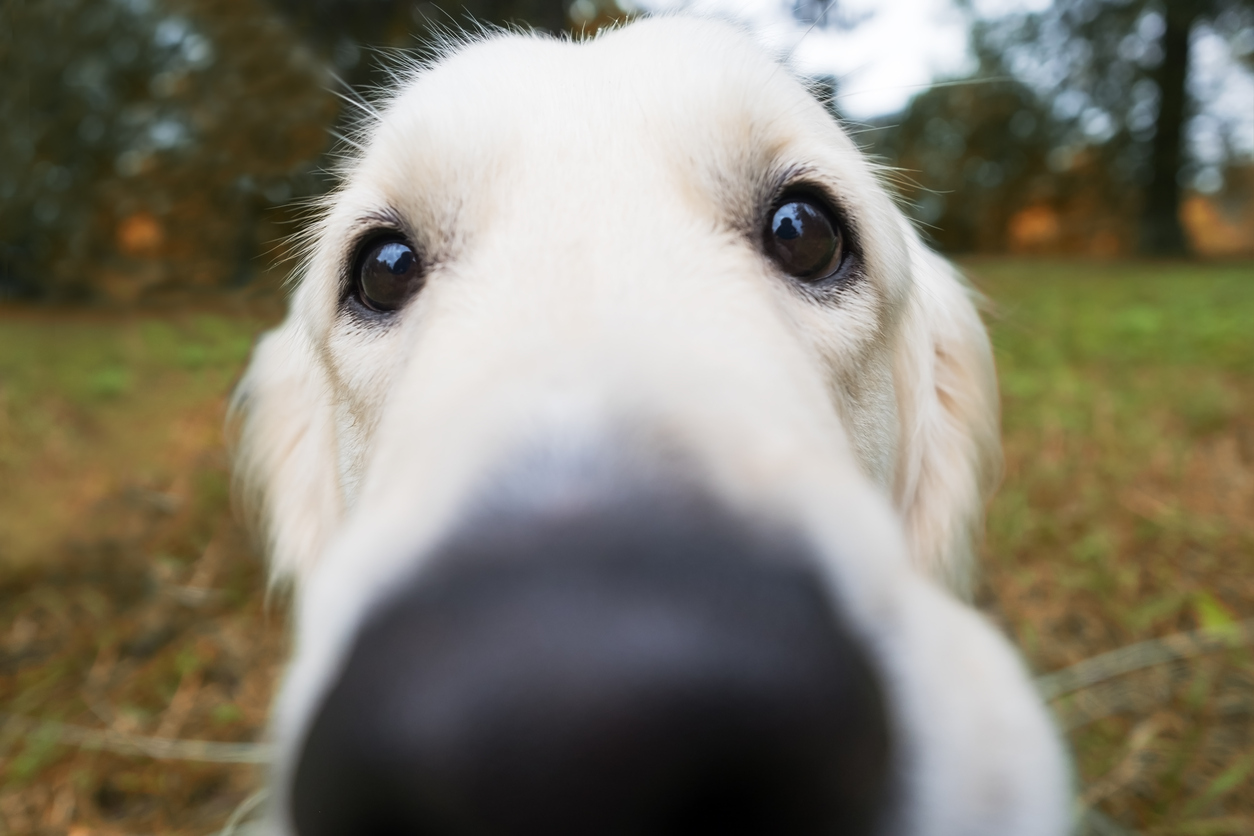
left=291, top=498, right=892, bottom=836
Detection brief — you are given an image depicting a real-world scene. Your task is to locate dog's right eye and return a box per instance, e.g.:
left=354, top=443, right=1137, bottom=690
left=354, top=236, right=422, bottom=312
left=765, top=196, right=844, bottom=282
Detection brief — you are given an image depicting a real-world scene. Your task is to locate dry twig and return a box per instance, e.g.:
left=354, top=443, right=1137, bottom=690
left=1036, top=619, right=1254, bottom=701
left=0, top=713, right=271, bottom=764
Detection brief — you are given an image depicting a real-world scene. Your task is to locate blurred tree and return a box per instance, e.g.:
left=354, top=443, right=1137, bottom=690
left=872, top=79, right=1058, bottom=253
left=970, top=0, right=1254, bottom=256
left=0, top=0, right=604, bottom=302
left=261, top=0, right=575, bottom=99
left=0, top=0, right=338, bottom=301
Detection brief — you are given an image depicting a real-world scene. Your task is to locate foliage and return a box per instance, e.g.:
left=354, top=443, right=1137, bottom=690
left=973, top=0, right=1254, bottom=255
left=0, top=0, right=340, bottom=301
left=0, top=0, right=591, bottom=303
left=871, top=0, right=1254, bottom=255
left=973, top=0, right=1253, bottom=183
left=872, top=78, right=1058, bottom=253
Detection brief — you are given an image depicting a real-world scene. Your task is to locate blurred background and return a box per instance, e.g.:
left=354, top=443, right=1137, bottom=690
left=1, top=0, right=1252, bottom=834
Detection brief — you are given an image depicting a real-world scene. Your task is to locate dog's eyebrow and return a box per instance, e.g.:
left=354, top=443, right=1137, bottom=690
left=340, top=207, right=426, bottom=263
left=351, top=207, right=408, bottom=235
left=770, top=165, right=847, bottom=213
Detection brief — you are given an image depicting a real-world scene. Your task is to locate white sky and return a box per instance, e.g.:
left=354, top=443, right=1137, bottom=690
left=639, top=0, right=1254, bottom=159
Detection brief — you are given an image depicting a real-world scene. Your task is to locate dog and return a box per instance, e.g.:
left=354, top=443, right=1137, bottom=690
left=231, top=16, right=1070, bottom=836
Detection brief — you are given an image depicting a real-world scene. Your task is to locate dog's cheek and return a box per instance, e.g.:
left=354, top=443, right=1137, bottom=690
left=231, top=325, right=344, bottom=584
left=332, top=401, right=370, bottom=510
left=776, top=280, right=900, bottom=492
left=834, top=350, right=900, bottom=492
left=324, top=325, right=419, bottom=509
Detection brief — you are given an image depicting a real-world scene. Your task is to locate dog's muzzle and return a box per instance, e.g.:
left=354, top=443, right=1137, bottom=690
left=291, top=494, right=893, bottom=835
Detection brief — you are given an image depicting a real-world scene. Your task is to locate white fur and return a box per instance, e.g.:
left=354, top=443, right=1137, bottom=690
left=232, top=16, right=1069, bottom=835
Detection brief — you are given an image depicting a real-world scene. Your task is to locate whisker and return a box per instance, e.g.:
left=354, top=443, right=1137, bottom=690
left=784, top=0, right=839, bottom=63
left=844, top=122, right=900, bottom=135
left=327, top=129, right=364, bottom=152
left=329, top=84, right=382, bottom=124
left=838, top=74, right=1014, bottom=101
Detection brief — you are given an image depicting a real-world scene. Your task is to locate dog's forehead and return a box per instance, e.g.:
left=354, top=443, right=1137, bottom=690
left=352, top=19, right=854, bottom=218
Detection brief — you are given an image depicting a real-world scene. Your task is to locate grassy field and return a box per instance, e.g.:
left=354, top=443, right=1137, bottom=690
left=0, top=303, right=286, bottom=835
left=970, top=259, right=1254, bottom=832
left=0, top=259, right=1251, bottom=834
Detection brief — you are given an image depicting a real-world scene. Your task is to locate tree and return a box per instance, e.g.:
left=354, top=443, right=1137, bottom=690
left=262, top=0, right=576, bottom=94
left=1142, top=1, right=1204, bottom=254
left=0, top=0, right=352, bottom=301
left=871, top=79, right=1057, bottom=253
left=972, top=0, right=1254, bottom=256
left=0, top=0, right=585, bottom=301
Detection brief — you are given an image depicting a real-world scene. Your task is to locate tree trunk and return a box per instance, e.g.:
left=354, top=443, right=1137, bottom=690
left=1139, top=3, right=1200, bottom=256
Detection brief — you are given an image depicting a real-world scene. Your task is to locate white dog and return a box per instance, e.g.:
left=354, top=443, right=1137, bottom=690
left=232, top=16, right=1070, bottom=836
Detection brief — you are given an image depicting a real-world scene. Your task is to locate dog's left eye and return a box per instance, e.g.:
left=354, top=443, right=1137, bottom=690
left=355, top=236, right=422, bottom=312
left=766, top=196, right=844, bottom=281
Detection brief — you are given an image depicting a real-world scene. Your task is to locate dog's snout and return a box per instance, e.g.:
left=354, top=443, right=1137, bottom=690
left=291, top=500, right=892, bottom=836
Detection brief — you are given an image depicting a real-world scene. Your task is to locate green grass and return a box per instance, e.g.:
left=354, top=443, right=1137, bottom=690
left=1, top=259, right=1252, bottom=833
left=0, top=305, right=285, bottom=834
left=0, top=311, right=269, bottom=567
left=968, top=259, right=1254, bottom=831
left=0, top=315, right=256, bottom=406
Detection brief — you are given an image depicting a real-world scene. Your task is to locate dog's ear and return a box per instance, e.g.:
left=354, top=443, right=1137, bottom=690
left=229, top=322, right=341, bottom=585
left=892, top=240, right=1002, bottom=598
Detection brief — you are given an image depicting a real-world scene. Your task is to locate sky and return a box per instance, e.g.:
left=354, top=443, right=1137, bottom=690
left=639, top=0, right=1254, bottom=164
left=638, top=0, right=1042, bottom=120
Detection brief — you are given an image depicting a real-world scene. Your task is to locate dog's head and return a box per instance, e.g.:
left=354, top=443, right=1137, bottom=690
left=233, top=16, right=1069, bottom=836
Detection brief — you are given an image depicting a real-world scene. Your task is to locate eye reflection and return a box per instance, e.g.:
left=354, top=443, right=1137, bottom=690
left=766, top=198, right=844, bottom=281
left=356, top=237, right=421, bottom=312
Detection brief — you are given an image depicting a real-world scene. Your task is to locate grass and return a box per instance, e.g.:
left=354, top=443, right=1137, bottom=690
left=0, top=303, right=287, bottom=834
left=0, top=310, right=271, bottom=569
left=969, top=259, right=1254, bottom=832
left=0, top=259, right=1251, bottom=834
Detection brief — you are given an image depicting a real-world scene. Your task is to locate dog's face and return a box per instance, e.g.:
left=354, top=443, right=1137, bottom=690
left=234, top=17, right=1069, bottom=836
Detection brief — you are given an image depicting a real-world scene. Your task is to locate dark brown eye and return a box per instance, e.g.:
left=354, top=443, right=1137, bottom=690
left=766, top=197, right=844, bottom=280
left=356, top=237, right=421, bottom=312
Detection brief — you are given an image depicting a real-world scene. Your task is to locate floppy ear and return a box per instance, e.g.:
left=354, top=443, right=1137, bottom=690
left=892, top=240, right=1002, bottom=598
left=229, top=321, right=342, bottom=585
